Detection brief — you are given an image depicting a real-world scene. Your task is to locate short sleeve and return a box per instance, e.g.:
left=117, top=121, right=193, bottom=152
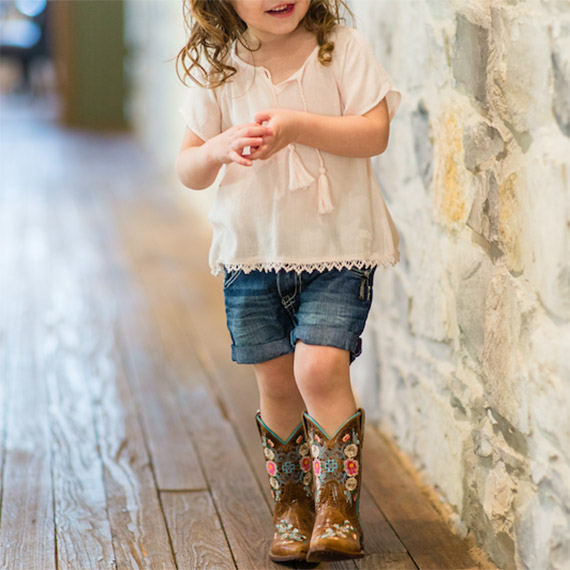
left=179, top=84, right=222, bottom=141
left=337, top=28, right=401, bottom=121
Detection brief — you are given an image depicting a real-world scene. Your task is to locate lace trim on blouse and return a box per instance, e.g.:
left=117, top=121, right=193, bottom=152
left=213, top=253, right=400, bottom=276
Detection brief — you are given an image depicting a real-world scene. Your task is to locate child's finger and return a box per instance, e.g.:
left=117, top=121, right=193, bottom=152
left=234, top=136, right=264, bottom=150
left=238, top=125, right=272, bottom=138
left=249, top=144, right=272, bottom=160
left=229, top=149, right=252, bottom=166
left=247, top=137, right=274, bottom=158
left=254, top=111, right=272, bottom=125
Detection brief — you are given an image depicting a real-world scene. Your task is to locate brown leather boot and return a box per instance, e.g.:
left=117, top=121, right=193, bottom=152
left=303, top=409, right=365, bottom=562
left=256, top=413, right=315, bottom=562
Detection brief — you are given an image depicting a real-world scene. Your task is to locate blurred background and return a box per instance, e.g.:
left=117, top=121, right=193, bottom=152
left=0, top=0, right=187, bottom=182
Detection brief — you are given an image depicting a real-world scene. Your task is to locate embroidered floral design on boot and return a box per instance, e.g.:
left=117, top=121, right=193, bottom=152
left=256, top=413, right=315, bottom=562
left=303, top=409, right=365, bottom=562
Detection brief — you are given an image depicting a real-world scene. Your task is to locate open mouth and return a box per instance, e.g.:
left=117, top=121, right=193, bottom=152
left=266, top=3, right=295, bottom=17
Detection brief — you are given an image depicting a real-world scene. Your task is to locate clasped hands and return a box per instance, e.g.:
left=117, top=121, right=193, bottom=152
left=217, top=108, right=301, bottom=167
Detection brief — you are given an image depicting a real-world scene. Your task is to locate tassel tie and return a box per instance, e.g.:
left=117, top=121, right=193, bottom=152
left=267, top=74, right=334, bottom=214
left=288, top=143, right=314, bottom=191
left=317, top=166, right=334, bottom=215
left=288, top=143, right=333, bottom=214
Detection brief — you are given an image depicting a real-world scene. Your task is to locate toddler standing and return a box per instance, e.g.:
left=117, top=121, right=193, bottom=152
left=176, top=0, right=401, bottom=562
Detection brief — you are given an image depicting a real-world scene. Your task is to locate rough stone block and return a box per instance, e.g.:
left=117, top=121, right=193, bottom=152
left=467, top=170, right=500, bottom=244
left=452, top=240, right=495, bottom=363
left=490, top=10, right=552, bottom=133
left=452, top=14, right=489, bottom=107
left=482, top=461, right=515, bottom=530
left=552, top=49, right=570, bottom=137
left=482, top=270, right=530, bottom=434
left=517, top=486, right=570, bottom=570
left=467, top=169, right=524, bottom=273
left=411, top=100, right=433, bottom=189
left=463, top=122, right=505, bottom=172
left=408, top=248, right=456, bottom=343
left=526, top=317, right=570, bottom=450
left=519, top=156, right=570, bottom=320
left=433, top=102, right=472, bottom=226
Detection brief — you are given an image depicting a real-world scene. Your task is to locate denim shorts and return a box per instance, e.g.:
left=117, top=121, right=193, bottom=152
left=223, top=267, right=376, bottom=365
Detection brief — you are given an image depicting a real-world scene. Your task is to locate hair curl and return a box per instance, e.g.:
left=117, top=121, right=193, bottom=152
left=176, top=0, right=352, bottom=88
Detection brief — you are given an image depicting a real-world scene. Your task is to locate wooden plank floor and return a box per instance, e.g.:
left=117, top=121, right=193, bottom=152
left=0, top=94, right=484, bottom=569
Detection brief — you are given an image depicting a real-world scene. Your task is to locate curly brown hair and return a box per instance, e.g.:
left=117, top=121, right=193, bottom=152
left=176, top=0, right=352, bottom=88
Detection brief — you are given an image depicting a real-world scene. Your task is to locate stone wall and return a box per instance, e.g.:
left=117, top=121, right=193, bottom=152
left=349, top=1, right=570, bottom=568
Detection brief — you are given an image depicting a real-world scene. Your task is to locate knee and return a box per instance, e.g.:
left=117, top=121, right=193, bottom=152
left=294, top=344, right=350, bottom=397
left=254, top=354, right=296, bottom=400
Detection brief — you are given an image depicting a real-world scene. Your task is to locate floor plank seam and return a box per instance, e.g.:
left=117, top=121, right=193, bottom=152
left=169, top=298, right=275, bottom=516
left=109, top=198, right=239, bottom=569
left=155, top=488, right=181, bottom=570
left=87, top=185, right=180, bottom=569
left=86, top=341, right=120, bottom=570
left=159, top=488, right=210, bottom=494
left=62, top=182, right=125, bottom=570
left=194, top=371, right=274, bottom=515
left=0, top=370, right=10, bottom=535
left=169, top=410, right=240, bottom=570
left=361, top=463, right=426, bottom=570
left=156, top=378, right=239, bottom=568
left=116, top=316, right=180, bottom=569
left=48, top=423, right=60, bottom=570
left=206, top=489, right=240, bottom=570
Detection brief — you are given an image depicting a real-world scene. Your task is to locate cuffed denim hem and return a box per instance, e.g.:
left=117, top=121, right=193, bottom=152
left=231, top=337, right=294, bottom=365
left=292, top=325, right=363, bottom=362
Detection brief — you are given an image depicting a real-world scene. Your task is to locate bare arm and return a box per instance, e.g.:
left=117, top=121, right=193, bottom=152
left=250, top=99, right=390, bottom=160
left=175, top=122, right=273, bottom=190
left=176, top=99, right=390, bottom=189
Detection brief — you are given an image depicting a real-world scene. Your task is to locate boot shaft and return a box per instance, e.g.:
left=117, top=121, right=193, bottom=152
left=302, top=410, right=364, bottom=508
left=255, top=413, right=313, bottom=503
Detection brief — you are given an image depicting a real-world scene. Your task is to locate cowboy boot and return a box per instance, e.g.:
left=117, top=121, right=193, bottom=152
left=303, top=409, right=365, bottom=562
left=256, top=413, right=315, bottom=562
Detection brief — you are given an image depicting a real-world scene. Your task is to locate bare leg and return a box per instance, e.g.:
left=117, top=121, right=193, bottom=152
left=293, top=341, right=357, bottom=436
left=253, top=353, right=306, bottom=440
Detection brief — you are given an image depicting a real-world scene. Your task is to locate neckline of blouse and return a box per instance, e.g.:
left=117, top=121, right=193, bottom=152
left=231, top=40, right=319, bottom=86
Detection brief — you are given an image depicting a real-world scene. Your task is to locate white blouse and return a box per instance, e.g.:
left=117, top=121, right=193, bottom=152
left=179, top=26, right=401, bottom=276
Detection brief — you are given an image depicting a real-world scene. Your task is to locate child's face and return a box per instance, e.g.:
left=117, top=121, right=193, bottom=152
left=229, top=1, right=311, bottom=42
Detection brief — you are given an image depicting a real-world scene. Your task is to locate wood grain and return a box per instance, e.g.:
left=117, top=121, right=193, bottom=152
left=181, top=385, right=281, bottom=570
left=0, top=179, right=56, bottom=570
left=46, top=184, right=116, bottom=569
left=357, top=487, right=417, bottom=570
left=363, top=428, right=478, bottom=570
left=112, top=200, right=210, bottom=491
left=55, top=135, right=177, bottom=569
left=161, top=491, right=236, bottom=570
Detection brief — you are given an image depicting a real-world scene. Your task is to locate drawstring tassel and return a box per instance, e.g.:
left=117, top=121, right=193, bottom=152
left=317, top=167, right=334, bottom=214
left=288, top=143, right=314, bottom=191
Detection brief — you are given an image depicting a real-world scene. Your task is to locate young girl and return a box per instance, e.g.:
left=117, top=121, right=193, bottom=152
left=176, top=0, right=400, bottom=563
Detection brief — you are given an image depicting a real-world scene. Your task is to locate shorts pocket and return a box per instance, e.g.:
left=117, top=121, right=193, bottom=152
left=223, top=269, right=243, bottom=290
